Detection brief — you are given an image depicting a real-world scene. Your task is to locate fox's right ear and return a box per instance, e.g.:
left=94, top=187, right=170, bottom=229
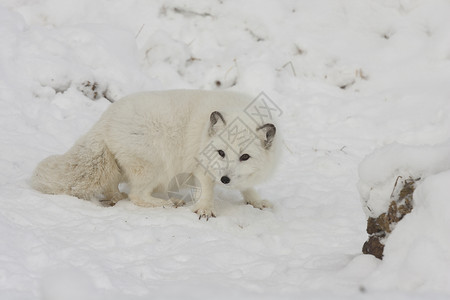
left=209, top=111, right=226, bottom=136
left=257, top=123, right=276, bottom=149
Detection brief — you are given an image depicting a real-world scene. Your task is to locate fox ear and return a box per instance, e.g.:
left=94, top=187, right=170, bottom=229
left=257, top=124, right=276, bottom=149
left=209, top=111, right=226, bottom=136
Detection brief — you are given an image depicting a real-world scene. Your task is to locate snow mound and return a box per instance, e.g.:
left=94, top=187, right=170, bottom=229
left=358, top=142, right=450, bottom=289
left=363, top=170, right=450, bottom=291
left=358, top=142, right=450, bottom=218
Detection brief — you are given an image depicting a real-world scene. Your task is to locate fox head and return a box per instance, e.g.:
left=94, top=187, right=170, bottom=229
left=197, top=110, right=278, bottom=190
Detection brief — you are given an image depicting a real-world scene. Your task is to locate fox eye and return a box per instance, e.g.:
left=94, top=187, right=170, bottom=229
left=240, top=154, right=250, bottom=161
left=218, top=150, right=225, bottom=158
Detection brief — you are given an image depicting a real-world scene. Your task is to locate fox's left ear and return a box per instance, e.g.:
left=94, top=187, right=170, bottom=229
left=257, top=124, right=276, bottom=149
left=209, top=111, right=226, bottom=136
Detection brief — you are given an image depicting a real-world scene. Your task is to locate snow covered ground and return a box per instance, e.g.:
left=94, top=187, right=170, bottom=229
left=1, top=0, right=450, bottom=299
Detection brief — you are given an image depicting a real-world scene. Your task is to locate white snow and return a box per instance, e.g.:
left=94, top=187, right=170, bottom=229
left=358, top=142, right=450, bottom=217
left=1, top=0, right=450, bottom=299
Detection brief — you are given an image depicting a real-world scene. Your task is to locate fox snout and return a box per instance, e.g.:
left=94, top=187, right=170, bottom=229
left=220, top=175, right=230, bottom=184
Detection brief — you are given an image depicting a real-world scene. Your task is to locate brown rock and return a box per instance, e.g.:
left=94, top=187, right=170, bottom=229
left=362, top=177, right=419, bottom=259
left=362, top=235, right=385, bottom=259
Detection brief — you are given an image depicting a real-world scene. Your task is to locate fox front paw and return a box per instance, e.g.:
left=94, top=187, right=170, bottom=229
left=247, top=199, right=273, bottom=210
left=169, top=197, right=186, bottom=208
left=194, top=207, right=216, bottom=221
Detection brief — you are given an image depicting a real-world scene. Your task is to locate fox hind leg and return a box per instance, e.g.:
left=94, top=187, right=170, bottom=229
left=121, top=161, right=173, bottom=208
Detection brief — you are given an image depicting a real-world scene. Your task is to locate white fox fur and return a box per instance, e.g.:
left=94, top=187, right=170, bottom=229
left=31, top=90, right=279, bottom=218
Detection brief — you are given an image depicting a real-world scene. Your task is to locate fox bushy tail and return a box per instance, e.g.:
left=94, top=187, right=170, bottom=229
left=31, top=133, right=122, bottom=201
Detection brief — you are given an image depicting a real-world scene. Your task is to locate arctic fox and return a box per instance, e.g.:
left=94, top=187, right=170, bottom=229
left=31, top=90, right=279, bottom=219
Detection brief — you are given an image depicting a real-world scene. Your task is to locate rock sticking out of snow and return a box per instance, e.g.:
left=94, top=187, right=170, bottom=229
left=362, top=176, right=419, bottom=259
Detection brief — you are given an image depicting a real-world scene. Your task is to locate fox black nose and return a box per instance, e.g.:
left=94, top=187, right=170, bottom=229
left=221, top=176, right=230, bottom=184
